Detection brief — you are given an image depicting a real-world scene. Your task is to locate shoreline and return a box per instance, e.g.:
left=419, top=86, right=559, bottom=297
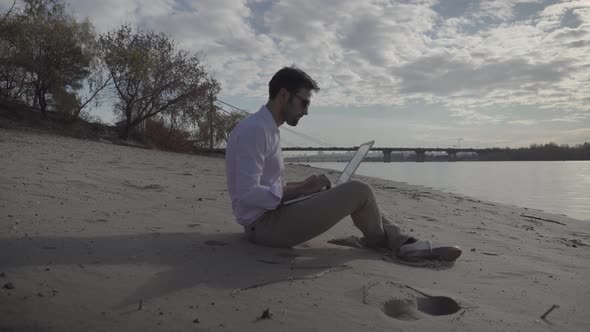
left=1, top=128, right=589, bottom=331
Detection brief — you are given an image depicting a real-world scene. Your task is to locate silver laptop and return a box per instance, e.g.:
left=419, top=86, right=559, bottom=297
left=282, top=140, right=375, bottom=205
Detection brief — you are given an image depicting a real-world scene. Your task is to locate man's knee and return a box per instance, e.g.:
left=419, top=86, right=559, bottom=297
left=343, top=180, right=374, bottom=197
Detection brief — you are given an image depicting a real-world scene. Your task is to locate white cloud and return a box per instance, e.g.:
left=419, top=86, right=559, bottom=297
left=535, top=0, right=590, bottom=31
left=477, top=0, right=544, bottom=21
left=548, top=113, right=590, bottom=123
left=509, top=119, right=539, bottom=125
left=449, top=108, right=505, bottom=125
left=556, top=127, right=590, bottom=144
left=68, top=0, right=148, bottom=33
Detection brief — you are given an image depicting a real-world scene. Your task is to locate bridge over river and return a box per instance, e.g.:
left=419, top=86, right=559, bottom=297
left=202, top=147, right=507, bottom=162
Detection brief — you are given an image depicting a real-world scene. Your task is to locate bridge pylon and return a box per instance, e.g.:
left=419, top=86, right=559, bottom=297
left=383, top=149, right=393, bottom=163
left=415, top=149, right=426, bottom=162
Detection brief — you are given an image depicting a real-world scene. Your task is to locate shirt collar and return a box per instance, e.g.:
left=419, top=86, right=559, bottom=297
left=258, top=105, right=280, bottom=133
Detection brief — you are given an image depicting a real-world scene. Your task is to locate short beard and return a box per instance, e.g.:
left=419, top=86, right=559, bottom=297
left=282, top=104, right=299, bottom=126
left=286, top=117, right=299, bottom=126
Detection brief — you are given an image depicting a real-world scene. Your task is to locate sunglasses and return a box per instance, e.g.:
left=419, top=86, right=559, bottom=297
left=292, top=94, right=310, bottom=109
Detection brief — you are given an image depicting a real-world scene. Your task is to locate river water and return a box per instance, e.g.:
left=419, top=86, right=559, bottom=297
left=304, top=161, right=590, bottom=221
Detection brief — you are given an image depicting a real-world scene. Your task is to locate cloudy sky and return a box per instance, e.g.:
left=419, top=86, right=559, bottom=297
left=3, top=0, right=589, bottom=148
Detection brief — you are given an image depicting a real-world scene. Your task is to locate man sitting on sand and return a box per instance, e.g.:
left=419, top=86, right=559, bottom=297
left=225, top=66, right=461, bottom=262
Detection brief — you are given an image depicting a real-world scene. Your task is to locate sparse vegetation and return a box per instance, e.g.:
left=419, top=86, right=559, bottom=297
left=0, top=0, right=242, bottom=152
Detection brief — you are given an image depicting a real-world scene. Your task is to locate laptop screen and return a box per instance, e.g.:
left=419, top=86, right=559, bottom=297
left=335, top=140, right=375, bottom=185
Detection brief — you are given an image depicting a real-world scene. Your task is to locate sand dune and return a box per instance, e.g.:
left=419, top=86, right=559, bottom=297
left=1, top=128, right=589, bottom=331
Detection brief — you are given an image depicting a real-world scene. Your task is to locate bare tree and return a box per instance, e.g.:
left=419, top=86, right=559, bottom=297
left=6, top=0, right=98, bottom=117
left=0, top=0, right=17, bottom=28
left=214, top=110, right=245, bottom=145
left=70, top=23, right=112, bottom=120
left=0, top=44, right=30, bottom=100
left=0, top=0, right=29, bottom=100
left=193, top=108, right=245, bottom=148
left=100, top=24, right=219, bottom=139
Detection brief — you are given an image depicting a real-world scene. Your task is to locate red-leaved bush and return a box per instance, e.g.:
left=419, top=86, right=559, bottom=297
left=143, top=119, right=194, bottom=153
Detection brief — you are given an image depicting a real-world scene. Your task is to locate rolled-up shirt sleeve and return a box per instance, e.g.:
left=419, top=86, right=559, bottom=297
left=234, top=126, right=282, bottom=210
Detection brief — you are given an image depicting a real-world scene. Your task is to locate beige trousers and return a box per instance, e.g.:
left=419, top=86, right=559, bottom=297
left=244, top=180, right=409, bottom=249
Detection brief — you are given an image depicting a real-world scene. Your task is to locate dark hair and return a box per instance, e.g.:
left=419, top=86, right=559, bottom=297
left=268, top=66, right=320, bottom=100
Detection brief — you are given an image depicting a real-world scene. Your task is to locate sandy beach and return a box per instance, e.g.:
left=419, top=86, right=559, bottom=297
left=1, top=128, right=589, bottom=331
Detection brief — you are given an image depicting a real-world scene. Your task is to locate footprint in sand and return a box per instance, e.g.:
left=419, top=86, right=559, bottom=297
left=382, top=296, right=461, bottom=321
left=360, top=282, right=465, bottom=321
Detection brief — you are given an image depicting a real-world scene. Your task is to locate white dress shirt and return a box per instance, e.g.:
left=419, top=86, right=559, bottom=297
left=225, top=105, right=285, bottom=226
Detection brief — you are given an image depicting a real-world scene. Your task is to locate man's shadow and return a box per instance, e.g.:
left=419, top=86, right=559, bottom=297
left=0, top=231, right=386, bottom=308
